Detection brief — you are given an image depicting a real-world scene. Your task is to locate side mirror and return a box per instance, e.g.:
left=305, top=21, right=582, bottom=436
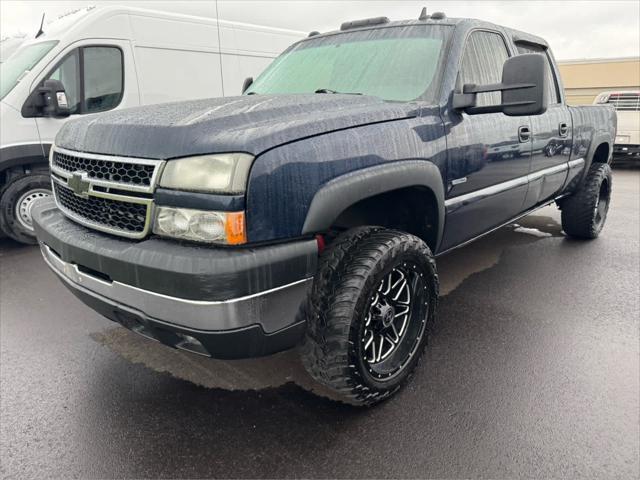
left=453, top=53, right=548, bottom=116
left=242, top=77, right=254, bottom=94
left=21, top=79, right=71, bottom=118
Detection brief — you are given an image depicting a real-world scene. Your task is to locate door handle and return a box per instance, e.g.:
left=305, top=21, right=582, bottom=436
left=559, top=122, right=569, bottom=137
left=518, top=126, right=531, bottom=143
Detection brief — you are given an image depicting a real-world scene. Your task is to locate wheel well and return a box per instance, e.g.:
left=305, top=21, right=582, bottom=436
left=0, top=164, right=49, bottom=189
left=329, top=186, right=439, bottom=251
left=592, top=143, right=610, bottom=164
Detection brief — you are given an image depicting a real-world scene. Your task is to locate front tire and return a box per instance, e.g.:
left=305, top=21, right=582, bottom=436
left=560, top=162, right=612, bottom=239
left=0, top=173, right=51, bottom=245
left=300, top=228, right=438, bottom=406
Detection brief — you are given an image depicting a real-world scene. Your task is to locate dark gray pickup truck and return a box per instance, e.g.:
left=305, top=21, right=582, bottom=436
left=32, top=12, right=616, bottom=406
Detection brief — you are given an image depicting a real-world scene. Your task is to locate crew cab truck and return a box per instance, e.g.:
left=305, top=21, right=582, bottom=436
left=32, top=13, right=616, bottom=406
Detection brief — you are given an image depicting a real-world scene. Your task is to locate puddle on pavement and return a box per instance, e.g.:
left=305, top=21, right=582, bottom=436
left=92, top=208, right=563, bottom=396
left=91, top=327, right=345, bottom=401
left=438, top=210, right=563, bottom=295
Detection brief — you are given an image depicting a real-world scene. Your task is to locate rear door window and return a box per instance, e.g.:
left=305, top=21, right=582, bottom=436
left=516, top=43, right=560, bottom=104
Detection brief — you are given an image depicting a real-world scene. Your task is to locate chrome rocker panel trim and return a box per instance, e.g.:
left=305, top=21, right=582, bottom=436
left=40, top=244, right=313, bottom=334
left=444, top=158, right=585, bottom=210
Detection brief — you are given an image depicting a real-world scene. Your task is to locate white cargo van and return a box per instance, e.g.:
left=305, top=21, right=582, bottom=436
left=0, top=6, right=303, bottom=243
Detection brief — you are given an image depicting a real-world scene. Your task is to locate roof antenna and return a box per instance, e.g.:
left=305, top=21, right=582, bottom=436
left=35, top=13, right=45, bottom=38
left=418, top=6, right=429, bottom=20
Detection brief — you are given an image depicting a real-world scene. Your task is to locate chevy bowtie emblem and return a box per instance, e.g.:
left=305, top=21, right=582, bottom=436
left=68, top=172, right=90, bottom=197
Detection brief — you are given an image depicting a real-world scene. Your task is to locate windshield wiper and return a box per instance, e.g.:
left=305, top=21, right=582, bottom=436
left=314, top=88, right=362, bottom=95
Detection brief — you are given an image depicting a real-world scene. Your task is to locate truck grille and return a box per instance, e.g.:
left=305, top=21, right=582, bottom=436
left=50, top=147, right=163, bottom=239
left=53, top=150, right=156, bottom=186
left=607, top=92, right=640, bottom=111
left=54, top=183, right=149, bottom=235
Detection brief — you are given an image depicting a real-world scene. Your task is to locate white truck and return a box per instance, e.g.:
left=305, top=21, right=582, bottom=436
left=594, top=90, right=640, bottom=164
left=0, top=5, right=303, bottom=243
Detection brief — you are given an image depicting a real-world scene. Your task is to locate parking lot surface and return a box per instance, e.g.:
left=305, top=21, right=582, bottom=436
left=1, top=169, right=638, bottom=479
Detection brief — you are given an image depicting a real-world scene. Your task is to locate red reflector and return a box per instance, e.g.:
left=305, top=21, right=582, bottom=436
left=315, top=234, right=326, bottom=253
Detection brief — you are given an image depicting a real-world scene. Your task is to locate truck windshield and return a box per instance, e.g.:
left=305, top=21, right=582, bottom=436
left=246, top=25, right=451, bottom=102
left=0, top=40, right=58, bottom=100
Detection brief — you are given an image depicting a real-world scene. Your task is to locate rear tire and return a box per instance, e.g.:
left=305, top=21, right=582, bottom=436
left=0, top=173, right=51, bottom=245
left=299, top=228, right=438, bottom=406
left=560, top=162, right=612, bottom=239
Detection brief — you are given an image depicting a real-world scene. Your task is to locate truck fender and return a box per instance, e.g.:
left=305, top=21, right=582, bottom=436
left=586, top=134, right=612, bottom=166
left=302, top=160, right=446, bottom=250
left=580, top=133, right=612, bottom=182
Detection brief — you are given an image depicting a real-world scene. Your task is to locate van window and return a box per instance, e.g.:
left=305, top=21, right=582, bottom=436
left=83, top=47, right=123, bottom=113
left=45, top=46, right=123, bottom=114
left=459, top=31, right=510, bottom=107
left=0, top=41, right=58, bottom=99
left=516, top=43, right=560, bottom=104
left=48, top=50, right=81, bottom=114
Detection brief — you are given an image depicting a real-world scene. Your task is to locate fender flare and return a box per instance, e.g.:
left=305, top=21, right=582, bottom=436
left=586, top=134, right=612, bottom=165
left=579, top=134, right=612, bottom=183
left=302, top=160, right=446, bottom=251
left=0, top=143, right=50, bottom=176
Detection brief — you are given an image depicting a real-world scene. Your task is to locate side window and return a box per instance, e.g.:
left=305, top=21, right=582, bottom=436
left=45, top=46, right=123, bottom=115
left=83, top=47, right=123, bottom=113
left=459, top=31, right=509, bottom=107
left=516, top=43, right=560, bottom=104
left=46, top=50, right=81, bottom=114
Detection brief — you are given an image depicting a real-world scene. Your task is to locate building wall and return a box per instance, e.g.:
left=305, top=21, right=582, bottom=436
left=557, top=57, right=640, bottom=105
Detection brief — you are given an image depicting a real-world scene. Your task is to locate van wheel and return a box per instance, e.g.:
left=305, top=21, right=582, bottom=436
left=561, top=162, right=612, bottom=239
left=0, top=174, right=51, bottom=245
left=299, top=228, right=438, bottom=406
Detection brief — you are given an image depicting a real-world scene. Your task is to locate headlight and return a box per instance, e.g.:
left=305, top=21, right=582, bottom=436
left=153, top=206, right=246, bottom=244
left=159, top=153, right=254, bottom=193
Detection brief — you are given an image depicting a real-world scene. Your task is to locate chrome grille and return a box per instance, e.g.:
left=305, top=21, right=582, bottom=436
left=54, top=183, right=149, bottom=235
left=607, top=92, right=640, bottom=111
left=50, top=147, right=163, bottom=239
left=53, top=151, right=155, bottom=186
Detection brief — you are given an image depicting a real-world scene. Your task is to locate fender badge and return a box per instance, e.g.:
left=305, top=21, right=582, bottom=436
left=451, top=177, right=467, bottom=186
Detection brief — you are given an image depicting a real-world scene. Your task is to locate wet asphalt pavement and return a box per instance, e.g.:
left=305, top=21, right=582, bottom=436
left=1, top=169, right=638, bottom=479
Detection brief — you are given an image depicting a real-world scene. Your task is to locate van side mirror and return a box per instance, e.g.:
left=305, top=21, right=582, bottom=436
left=21, top=79, right=71, bottom=118
left=41, top=79, right=71, bottom=117
left=242, top=77, right=253, bottom=94
left=453, top=53, right=548, bottom=116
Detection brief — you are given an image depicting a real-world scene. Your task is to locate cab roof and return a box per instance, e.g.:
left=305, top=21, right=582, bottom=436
left=304, top=14, right=549, bottom=50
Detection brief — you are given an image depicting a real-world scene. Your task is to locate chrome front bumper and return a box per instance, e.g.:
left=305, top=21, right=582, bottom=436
left=40, top=243, right=313, bottom=334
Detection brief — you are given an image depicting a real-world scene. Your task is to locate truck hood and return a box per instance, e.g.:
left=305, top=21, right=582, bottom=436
left=55, top=94, right=419, bottom=159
